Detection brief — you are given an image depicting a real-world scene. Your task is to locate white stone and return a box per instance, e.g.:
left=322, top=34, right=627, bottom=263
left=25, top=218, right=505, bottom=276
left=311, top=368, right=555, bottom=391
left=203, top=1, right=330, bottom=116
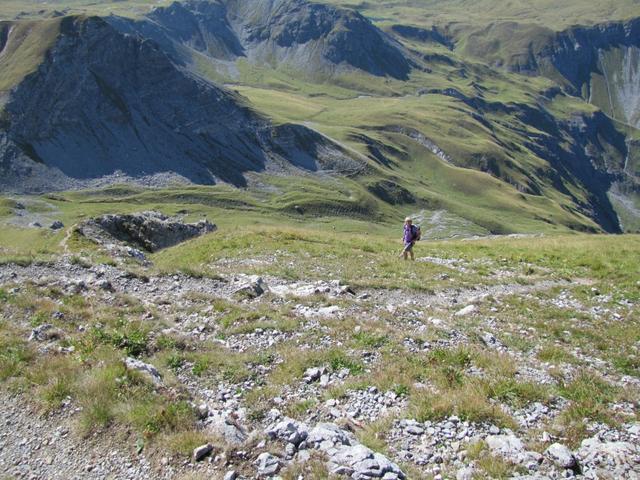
left=546, top=443, right=577, bottom=469
left=454, top=305, right=477, bottom=316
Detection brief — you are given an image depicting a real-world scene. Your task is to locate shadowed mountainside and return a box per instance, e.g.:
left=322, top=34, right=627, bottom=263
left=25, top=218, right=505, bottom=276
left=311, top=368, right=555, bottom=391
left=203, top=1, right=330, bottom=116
left=0, top=15, right=363, bottom=192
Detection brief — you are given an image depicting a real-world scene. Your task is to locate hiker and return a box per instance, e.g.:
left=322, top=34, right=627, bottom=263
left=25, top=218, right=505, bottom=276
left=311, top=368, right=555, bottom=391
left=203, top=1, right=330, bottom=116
left=400, top=217, right=420, bottom=260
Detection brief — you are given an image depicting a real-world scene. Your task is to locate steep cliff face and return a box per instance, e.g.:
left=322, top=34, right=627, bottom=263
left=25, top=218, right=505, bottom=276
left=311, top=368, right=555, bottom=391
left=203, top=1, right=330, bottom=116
left=0, top=15, right=362, bottom=193
left=524, top=109, right=628, bottom=233
left=456, top=17, right=640, bottom=231
left=109, top=0, right=413, bottom=79
left=461, top=18, right=640, bottom=128
left=590, top=45, right=640, bottom=128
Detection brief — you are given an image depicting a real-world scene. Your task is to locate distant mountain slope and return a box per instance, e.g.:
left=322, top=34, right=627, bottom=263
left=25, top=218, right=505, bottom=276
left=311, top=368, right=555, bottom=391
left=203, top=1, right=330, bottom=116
left=108, top=0, right=413, bottom=79
left=0, top=15, right=363, bottom=193
left=461, top=19, right=640, bottom=115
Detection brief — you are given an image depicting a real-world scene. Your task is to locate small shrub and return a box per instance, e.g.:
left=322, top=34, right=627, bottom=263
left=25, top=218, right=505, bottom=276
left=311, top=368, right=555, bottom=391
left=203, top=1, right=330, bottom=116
left=192, top=358, right=209, bottom=377
left=0, top=336, right=33, bottom=380
left=29, top=311, right=49, bottom=327
left=537, top=345, right=576, bottom=364
left=612, top=356, right=640, bottom=377
left=327, top=350, right=364, bottom=375
left=89, top=324, right=149, bottom=358
left=353, top=331, right=388, bottom=348
left=392, top=383, right=410, bottom=397
left=156, top=334, right=178, bottom=351
left=166, top=354, right=185, bottom=372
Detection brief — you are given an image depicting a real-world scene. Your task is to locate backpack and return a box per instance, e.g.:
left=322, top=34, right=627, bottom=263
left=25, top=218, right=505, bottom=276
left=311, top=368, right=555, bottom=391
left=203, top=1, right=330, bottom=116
left=411, top=224, right=421, bottom=241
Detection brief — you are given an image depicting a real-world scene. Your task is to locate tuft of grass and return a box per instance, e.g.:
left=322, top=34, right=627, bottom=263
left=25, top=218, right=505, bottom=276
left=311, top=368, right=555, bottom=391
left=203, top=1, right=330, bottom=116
left=356, top=415, right=395, bottom=453
left=410, top=383, right=516, bottom=428
left=127, top=400, right=196, bottom=437
left=280, top=453, right=330, bottom=479
left=286, top=399, right=317, bottom=419
left=482, top=378, right=551, bottom=408
left=466, top=440, right=525, bottom=478
left=612, top=356, right=640, bottom=377
left=537, top=345, right=578, bottom=364
left=161, top=430, right=210, bottom=457
left=557, top=370, right=620, bottom=444
left=88, top=322, right=150, bottom=358
left=327, top=349, right=365, bottom=376
left=0, top=329, right=34, bottom=381
left=353, top=331, right=389, bottom=348
left=166, top=354, right=185, bottom=372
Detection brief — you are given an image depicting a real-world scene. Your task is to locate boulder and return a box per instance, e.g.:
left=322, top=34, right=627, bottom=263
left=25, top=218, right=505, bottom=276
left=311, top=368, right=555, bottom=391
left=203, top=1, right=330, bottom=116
left=124, top=357, right=162, bottom=385
left=485, top=433, right=525, bottom=458
left=577, top=436, right=638, bottom=468
left=456, top=466, right=475, bottom=480
left=255, top=452, right=281, bottom=477
left=193, top=443, right=213, bottom=461
left=209, top=413, right=247, bottom=445
left=455, top=305, right=477, bottom=316
left=303, top=366, right=328, bottom=383
left=29, top=324, right=63, bottom=342
left=265, top=417, right=308, bottom=446
left=233, top=276, right=266, bottom=298
left=546, top=443, right=577, bottom=469
left=480, top=332, right=502, bottom=349
left=329, top=444, right=405, bottom=479
left=306, top=422, right=356, bottom=449
left=78, top=211, right=216, bottom=253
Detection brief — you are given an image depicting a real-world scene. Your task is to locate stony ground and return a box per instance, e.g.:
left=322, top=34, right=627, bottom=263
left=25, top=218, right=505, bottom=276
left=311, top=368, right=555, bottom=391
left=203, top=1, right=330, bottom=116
left=0, top=239, right=638, bottom=479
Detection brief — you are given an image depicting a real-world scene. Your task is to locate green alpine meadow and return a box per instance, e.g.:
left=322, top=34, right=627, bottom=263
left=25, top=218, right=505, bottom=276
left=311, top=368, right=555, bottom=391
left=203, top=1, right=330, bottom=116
left=0, top=0, right=638, bottom=479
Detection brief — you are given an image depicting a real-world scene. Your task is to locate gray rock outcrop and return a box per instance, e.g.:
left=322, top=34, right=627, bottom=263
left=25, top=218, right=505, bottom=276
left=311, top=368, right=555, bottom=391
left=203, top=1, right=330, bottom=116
left=124, top=357, right=163, bottom=385
left=78, top=211, right=216, bottom=252
left=265, top=417, right=406, bottom=479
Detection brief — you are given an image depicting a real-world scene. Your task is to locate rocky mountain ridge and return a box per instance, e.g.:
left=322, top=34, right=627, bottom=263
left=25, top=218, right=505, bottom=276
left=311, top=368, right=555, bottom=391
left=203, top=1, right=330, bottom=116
left=108, top=0, right=413, bottom=79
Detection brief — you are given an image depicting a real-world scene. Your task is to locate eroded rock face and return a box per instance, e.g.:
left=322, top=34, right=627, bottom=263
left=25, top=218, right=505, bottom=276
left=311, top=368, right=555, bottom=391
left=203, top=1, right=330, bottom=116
left=78, top=211, right=216, bottom=252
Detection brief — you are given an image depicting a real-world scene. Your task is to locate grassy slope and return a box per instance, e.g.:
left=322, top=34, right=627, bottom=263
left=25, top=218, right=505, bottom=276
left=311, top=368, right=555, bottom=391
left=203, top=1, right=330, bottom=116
left=1, top=0, right=637, bottom=28
left=0, top=18, right=62, bottom=94
left=319, top=0, right=640, bottom=30
left=0, top=0, right=173, bottom=20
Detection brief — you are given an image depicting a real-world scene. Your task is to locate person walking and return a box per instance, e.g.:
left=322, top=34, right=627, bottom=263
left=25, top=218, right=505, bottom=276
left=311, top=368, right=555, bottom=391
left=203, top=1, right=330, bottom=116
left=400, top=217, right=420, bottom=260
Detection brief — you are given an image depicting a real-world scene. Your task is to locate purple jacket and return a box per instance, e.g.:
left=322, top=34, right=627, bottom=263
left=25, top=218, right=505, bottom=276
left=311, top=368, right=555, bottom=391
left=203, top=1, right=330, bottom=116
left=403, top=224, right=416, bottom=244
